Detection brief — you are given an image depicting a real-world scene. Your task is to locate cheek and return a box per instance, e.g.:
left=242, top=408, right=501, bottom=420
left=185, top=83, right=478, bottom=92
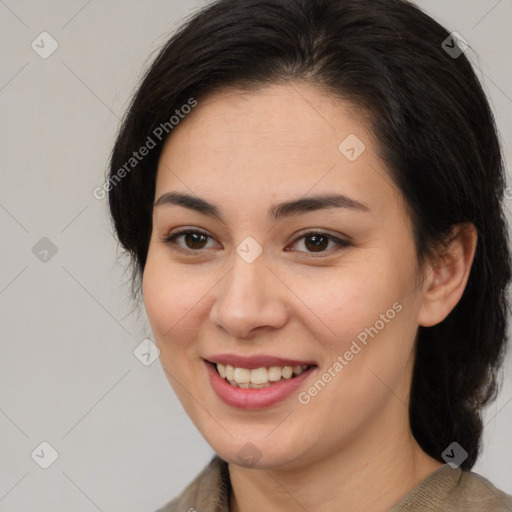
left=300, top=262, right=407, bottom=344
left=142, top=253, right=199, bottom=346
left=305, top=269, right=420, bottom=398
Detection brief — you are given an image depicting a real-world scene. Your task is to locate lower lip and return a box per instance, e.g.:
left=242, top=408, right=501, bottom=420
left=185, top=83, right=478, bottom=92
left=205, top=360, right=316, bottom=410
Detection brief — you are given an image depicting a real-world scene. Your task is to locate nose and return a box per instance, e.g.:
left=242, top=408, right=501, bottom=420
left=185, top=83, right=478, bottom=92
left=209, top=250, right=289, bottom=339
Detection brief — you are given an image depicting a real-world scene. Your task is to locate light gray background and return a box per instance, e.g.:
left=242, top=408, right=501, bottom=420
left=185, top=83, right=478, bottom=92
left=0, top=0, right=511, bottom=510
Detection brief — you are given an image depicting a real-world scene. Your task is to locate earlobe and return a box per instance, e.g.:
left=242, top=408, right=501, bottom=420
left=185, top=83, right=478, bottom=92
left=417, top=223, right=478, bottom=327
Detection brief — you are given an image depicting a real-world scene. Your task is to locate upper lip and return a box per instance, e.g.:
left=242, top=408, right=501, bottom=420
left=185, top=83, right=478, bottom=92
left=205, top=354, right=316, bottom=369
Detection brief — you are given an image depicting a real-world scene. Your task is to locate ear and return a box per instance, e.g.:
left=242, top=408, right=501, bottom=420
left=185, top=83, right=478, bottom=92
left=417, top=223, right=478, bottom=327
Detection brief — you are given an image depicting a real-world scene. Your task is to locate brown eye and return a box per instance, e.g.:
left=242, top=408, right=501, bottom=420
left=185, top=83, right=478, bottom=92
left=164, top=230, right=218, bottom=252
left=183, top=232, right=208, bottom=249
left=304, top=234, right=329, bottom=252
left=286, top=231, right=350, bottom=256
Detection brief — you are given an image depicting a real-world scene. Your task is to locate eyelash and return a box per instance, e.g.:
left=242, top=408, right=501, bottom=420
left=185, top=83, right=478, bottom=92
left=162, top=229, right=350, bottom=257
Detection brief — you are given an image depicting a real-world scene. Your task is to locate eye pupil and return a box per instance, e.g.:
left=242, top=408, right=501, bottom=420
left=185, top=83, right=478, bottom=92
left=305, top=234, right=328, bottom=252
left=185, top=232, right=207, bottom=249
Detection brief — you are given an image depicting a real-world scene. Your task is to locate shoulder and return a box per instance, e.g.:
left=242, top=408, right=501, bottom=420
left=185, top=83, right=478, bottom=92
left=154, top=455, right=230, bottom=512
left=390, top=464, right=512, bottom=512
left=452, top=469, right=512, bottom=512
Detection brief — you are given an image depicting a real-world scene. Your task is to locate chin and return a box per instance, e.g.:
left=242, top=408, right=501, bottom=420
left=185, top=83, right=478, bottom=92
left=203, top=429, right=309, bottom=470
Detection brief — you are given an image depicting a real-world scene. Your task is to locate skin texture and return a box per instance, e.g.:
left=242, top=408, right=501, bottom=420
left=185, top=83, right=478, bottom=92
left=142, top=83, right=477, bottom=512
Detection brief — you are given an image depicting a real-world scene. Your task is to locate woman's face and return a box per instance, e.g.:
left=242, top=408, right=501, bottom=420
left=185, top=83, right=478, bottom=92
left=143, top=83, right=430, bottom=469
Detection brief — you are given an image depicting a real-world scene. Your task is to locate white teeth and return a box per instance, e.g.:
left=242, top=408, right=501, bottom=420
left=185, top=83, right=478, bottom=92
left=234, top=367, right=251, bottom=384
left=215, top=362, right=309, bottom=387
left=225, top=364, right=235, bottom=380
left=293, top=365, right=304, bottom=376
left=282, top=366, right=293, bottom=379
left=248, top=382, right=268, bottom=389
left=268, top=366, right=283, bottom=381
left=250, top=367, right=268, bottom=384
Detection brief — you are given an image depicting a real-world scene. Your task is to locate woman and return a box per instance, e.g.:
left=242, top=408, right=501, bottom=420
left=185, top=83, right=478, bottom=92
left=108, top=0, right=512, bottom=510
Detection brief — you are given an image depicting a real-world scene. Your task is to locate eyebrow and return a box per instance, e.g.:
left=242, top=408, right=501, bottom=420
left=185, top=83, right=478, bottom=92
left=154, top=191, right=370, bottom=221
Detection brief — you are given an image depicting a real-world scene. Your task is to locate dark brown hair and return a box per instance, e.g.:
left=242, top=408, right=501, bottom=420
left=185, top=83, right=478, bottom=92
left=108, top=0, right=511, bottom=470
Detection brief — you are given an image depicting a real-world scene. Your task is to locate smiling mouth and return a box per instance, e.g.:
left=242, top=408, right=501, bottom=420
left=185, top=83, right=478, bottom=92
left=208, top=361, right=314, bottom=389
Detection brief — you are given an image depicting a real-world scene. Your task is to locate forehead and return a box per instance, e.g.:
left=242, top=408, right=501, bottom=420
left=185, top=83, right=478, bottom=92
left=160, top=83, right=363, bottom=165
left=155, top=83, right=404, bottom=220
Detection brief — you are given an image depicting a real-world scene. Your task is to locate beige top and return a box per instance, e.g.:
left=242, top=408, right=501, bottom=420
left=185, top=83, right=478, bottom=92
left=155, top=455, right=512, bottom=512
